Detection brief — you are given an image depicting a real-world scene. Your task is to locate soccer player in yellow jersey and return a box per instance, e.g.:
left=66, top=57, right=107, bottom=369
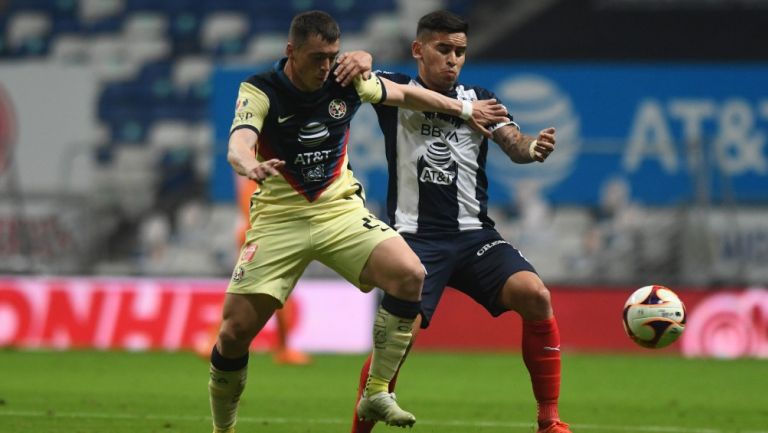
left=207, top=10, right=509, bottom=433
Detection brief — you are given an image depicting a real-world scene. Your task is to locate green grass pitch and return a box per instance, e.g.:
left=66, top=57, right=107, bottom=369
left=0, top=350, right=766, bottom=433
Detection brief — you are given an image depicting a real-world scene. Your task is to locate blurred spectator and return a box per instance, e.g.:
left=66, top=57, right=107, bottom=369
left=509, top=179, right=554, bottom=247
left=576, top=176, right=644, bottom=281
left=137, top=212, right=171, bottom=275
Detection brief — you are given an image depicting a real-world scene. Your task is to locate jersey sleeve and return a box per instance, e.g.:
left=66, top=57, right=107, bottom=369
left=475, top=87, right=517, bottom=133
left=230, top=82, right=270, bottom=135
left=374, top=70, right=411, bottom=85
left=370, top=71, right=412, bottom=118
left=352, top=73, right=386, bottom=104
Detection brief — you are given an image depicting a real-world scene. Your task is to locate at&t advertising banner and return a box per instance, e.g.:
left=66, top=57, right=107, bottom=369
left=211, top=63, right=768, bottom=206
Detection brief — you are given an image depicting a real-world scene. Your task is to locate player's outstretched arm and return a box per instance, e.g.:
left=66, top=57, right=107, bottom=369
left=227, top=128, right=285, bottom=183
left=493, top=125, right=557, bottom=164
left=378, top=77, right=509, bottom=138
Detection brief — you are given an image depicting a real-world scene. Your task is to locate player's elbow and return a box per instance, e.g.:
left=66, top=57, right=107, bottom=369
left=226, top=147, right=239, bottom=168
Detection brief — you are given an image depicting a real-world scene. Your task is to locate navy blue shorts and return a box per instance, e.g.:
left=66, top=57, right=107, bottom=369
left=402, top=228, right=536, bottom=329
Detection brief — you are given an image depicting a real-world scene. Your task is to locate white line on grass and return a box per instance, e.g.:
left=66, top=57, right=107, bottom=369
left=0, top=409, right=765, bottom=433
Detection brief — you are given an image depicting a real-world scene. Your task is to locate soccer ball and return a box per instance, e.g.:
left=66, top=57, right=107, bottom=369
left=622, top=285, right=686, bottom=349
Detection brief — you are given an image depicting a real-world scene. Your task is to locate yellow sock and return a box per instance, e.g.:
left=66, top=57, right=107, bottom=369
left=366, top=375, right=390, bottom=395
left=209, top=365, right=247, bottom=432
left=365, top=305, right=414, bottom=396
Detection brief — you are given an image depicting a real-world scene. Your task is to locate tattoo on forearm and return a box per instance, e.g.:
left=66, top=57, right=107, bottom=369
left=495, top=128, right=536, bottom=163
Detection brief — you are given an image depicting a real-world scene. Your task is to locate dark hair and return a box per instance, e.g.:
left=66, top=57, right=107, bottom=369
left=416, top=10, right=468, bottom=39
left=289, top=10, right=340, bottom=47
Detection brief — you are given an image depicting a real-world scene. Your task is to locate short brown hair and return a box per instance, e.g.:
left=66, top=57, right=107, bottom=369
left=289, top=10, right=341, bottom=47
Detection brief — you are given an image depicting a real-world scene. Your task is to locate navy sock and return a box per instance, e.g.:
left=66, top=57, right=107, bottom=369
left=381, top=293, right=421, bottom=319
left=211, top=346, right=249, bottom=371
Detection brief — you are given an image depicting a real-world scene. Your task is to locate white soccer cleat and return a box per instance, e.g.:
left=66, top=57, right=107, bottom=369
left=356, top=392, right=416, bottom=428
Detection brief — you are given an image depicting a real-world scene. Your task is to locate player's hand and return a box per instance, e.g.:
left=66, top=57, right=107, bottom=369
left=245, top=159, right=285, bottom=183
left=531, top=127, right=556, bottom=162
left=334, top=51, right=373, bottom=87
left=467, top=98, right=509, bottom=138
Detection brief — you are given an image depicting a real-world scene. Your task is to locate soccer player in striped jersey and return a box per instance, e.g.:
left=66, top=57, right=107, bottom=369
left=207, top=10, right=509, bottom=433
left=349, top=10, right=572, bottom=433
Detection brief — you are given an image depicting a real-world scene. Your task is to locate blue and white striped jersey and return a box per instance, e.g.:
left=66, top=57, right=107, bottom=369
left=373, top=72, right=515, bottom=234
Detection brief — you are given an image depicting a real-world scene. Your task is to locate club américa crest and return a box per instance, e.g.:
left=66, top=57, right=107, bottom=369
left=328, top=99, right=347, bottom=119
left=235, top=98, right=249, bottom=111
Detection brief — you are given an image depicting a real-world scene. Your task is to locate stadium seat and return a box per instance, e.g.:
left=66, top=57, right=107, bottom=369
left=172, top=56, right=213, bottom=90
left=122, top=12, right=168, bottom=41
left=79, top=0, right=124, bottom=24
left=242, top=33, right=288, bottom=63
left=147, top=121, right=191, bottom=151
left=125, top=39, right=171, bottom=66
left=200, top=12, right=249, bottom=55
left=124, top=0, right=195, bottom=14
left=88, top=35, right=126, bottom=61
left=88, top=35, right=138, bottom=81
left=172, top=56, right=213, bottom=120
left=197, top=0, right=251, bottom=13
left=7, top=12, right=51, bottom=53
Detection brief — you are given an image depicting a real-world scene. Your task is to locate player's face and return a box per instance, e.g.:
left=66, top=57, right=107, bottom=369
left=286, top=34, right=340, bottom=92
left=413, top=31, right=467, bottom=92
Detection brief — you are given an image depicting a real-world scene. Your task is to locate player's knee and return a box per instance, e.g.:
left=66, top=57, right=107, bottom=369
left=525, top=282, right=552, bottom=320
left=218, top=319, right=256, bottom=352
left=505, top=278, right=553, bottom=320
left=386, top=262, right=425, bottom=300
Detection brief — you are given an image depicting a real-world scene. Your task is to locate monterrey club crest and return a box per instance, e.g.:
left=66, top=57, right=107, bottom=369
left=328, top=99, right=347, bottom=119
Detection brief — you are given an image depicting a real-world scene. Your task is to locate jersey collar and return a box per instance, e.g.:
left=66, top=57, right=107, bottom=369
left=415, top=75, right=458, bottom=98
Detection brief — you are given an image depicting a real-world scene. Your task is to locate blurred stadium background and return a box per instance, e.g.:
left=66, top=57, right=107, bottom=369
left=1, top=0, right=767, bottom=431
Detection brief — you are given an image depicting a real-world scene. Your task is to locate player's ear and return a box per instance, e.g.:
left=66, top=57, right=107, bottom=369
left=411, top=40, right=422, bottom=60
left=285, top=42, right=294, bottom=58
